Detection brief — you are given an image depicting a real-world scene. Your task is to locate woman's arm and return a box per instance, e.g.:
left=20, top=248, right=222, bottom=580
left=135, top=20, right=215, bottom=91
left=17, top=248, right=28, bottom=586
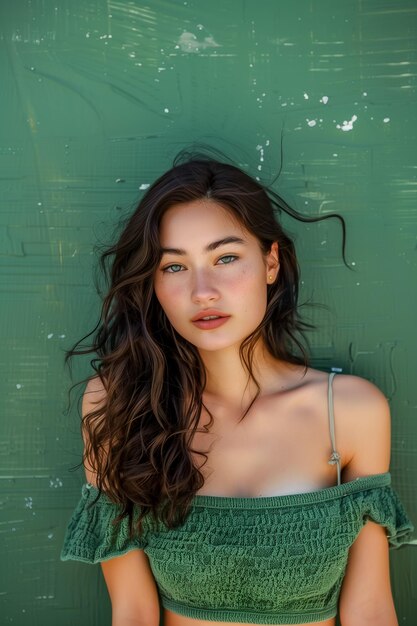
left=83, top=377, right=160, bottom=626
left=336, top=376, right=398, bottom=626
left=101, top=551, right=160, bottom=626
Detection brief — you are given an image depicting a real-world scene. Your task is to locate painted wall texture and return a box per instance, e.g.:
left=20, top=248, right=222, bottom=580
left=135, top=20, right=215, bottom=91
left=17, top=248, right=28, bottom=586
left=1, top=0, right=416, bottom=624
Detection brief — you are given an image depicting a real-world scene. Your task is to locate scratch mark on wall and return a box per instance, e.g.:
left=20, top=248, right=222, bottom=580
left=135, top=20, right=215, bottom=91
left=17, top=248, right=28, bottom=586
left=23, top=66, right=105, bottom=132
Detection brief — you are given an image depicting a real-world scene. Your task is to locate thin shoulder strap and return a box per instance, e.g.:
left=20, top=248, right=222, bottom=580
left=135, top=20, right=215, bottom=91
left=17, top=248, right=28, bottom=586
left=327, top=372, right=342, bottom=486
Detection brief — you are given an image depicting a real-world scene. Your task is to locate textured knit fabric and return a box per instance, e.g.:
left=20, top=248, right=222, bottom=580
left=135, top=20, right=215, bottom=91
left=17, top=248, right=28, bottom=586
left=61, top=472, right=414, bottom=625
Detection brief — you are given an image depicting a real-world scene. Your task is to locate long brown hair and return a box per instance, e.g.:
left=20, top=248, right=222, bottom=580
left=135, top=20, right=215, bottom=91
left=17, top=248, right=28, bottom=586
left=65, top=149, right=350, bottom=534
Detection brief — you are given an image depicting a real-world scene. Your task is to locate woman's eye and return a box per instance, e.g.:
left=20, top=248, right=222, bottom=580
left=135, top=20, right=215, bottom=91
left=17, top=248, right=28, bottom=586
left=162, top=255, right=238, bottom=273
left=218, top=255, right=238, bottom=264
left=162, top=264, right=183, bottom=273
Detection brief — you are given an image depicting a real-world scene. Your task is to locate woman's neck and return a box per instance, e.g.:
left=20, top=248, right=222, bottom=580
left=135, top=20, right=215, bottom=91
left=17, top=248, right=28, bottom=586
left=199, top=342, right=303, bottom=410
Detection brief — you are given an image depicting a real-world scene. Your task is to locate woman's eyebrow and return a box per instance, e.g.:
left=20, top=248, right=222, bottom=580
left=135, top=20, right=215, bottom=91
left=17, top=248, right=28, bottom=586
left=160, top=236, right=247, bottom=256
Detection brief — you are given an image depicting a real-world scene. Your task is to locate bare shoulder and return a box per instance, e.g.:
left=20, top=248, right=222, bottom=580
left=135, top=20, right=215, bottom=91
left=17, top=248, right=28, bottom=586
left=305, top=367, right=389, bottom=417
left=331, top=373, right=391, bottom=480
left=82, top=374, right=107, bottom=412
left=331, top=372, right=389, bottom=412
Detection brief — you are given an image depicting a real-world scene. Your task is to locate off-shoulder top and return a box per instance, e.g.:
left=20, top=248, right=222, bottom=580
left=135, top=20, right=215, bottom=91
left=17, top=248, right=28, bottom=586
left=61, top=373, right=414, bottom=625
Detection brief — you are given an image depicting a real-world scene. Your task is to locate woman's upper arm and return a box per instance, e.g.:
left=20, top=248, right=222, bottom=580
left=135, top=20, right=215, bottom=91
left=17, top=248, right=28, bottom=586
left=337, top=376, right=398, bottom=625
left=82, top=377, right=160, bottom=624
left=339, top=520, right=398, bottom=625
left=101, top=550, right=160, bottom=626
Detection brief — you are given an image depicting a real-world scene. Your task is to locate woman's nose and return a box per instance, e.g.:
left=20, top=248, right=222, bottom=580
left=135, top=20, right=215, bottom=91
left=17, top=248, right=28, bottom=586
left=191, top=269, right=220, bottom=303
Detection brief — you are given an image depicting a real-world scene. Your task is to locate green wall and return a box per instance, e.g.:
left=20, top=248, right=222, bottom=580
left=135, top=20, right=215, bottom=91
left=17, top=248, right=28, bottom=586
left=1, top=1, right=416, bottom=624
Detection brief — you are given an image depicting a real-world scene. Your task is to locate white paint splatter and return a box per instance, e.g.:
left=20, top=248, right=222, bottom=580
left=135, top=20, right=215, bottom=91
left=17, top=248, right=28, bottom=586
left=24, top=497, right=33, bottom=509
left=47, top=333, right=53, bottom=339
left=333, top=153, right=338, bottom=157
left=383, top=117, right=390, bottom=123
left=307, top=119, right=317, bottom=127
left=49, top=478, right=63, bottom=488
left=303, top=93, right=309, bottom=100
left=59, top=334, right=66, bottom=339
left=363, top=92, right=367, bottom=96
left=336, top=115, right=357, bottom=132
left=320, top=96, right=329, bottom=104
left=139, top=183, right=150, bottom=190
left=177, top=31, right=220, bottom=53
left=164, top=108, right=169, bottom=113
left=16, top=383, right=23, bottom=389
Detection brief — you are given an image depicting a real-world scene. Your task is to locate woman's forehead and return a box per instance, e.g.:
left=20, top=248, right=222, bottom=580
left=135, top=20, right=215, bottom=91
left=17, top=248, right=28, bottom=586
left=159, top=199, right=249, bottom=244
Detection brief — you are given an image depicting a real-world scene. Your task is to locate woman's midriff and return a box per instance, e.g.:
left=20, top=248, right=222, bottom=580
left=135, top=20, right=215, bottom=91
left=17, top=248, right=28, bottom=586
left=163, top=609, right=336, bottom=626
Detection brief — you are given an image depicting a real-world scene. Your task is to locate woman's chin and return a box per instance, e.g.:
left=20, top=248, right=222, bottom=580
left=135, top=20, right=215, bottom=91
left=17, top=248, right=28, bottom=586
left=193, top=337, right=246, bottom=354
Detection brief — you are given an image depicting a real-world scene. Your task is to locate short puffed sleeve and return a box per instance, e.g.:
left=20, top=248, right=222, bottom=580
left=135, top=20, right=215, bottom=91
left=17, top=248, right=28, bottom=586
left=361, top=483, right=414, bottom=549
left=61, top=484, right=149, bottom=564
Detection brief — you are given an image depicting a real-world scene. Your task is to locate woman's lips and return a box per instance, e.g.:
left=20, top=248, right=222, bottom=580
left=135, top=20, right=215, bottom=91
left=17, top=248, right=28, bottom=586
left=192, top=316, right=230, bottom=330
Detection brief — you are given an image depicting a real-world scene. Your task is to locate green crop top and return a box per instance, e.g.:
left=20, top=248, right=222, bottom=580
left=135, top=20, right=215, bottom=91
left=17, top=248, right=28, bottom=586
left=61, top=373, right=414, bottom=625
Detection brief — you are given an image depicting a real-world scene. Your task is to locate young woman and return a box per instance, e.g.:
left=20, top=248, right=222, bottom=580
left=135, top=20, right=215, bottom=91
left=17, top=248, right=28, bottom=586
left=62, top=152, right=413, bottom=626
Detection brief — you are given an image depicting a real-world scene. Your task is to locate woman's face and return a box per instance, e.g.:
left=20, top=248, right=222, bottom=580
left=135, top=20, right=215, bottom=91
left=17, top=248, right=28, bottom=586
left=153, top=199, right=279, bottom=354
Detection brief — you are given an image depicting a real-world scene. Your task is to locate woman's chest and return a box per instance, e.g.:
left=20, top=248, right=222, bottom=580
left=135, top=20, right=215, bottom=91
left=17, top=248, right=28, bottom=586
left=189, top=396, right=342, bottom=497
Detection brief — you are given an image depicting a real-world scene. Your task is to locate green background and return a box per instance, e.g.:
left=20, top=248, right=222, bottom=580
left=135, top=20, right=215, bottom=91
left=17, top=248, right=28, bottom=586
left=1, top=0, right=416, bottom=624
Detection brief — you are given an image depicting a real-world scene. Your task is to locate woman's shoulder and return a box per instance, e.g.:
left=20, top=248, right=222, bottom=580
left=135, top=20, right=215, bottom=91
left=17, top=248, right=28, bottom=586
left=303, top=367, right=389, bottom=411
left=329, top=372, right=391, bottom=479
left=301, top=368, right=391, bottom=478
left=82, top=375, right=107, bottom=413
left=331, top=372, right=390, bottom=424
left=84, top=373, right=107, bottom=396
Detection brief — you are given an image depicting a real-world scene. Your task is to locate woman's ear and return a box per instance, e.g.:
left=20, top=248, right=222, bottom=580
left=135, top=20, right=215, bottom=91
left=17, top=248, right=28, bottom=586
left=266, top=242, right=280, bottom=283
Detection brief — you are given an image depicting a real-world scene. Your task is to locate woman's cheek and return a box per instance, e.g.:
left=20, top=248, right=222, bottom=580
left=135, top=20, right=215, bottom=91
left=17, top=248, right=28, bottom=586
left=227, top=263, right=260, bottom=292
left=162, top=284, right=183, bottom=318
